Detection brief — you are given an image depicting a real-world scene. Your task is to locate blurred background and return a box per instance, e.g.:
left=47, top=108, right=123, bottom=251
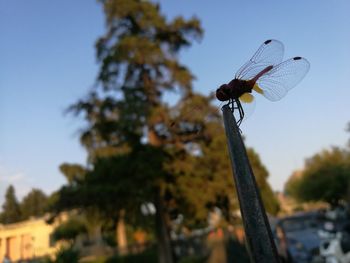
left=1, top=0, right=350, bottom=262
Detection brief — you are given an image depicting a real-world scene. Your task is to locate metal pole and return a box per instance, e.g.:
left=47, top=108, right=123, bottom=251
left=222, top=104, right=280, bottom=263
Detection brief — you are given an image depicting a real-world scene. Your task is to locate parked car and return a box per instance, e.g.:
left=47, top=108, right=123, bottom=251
left=273, top=212, right=325, bottom=263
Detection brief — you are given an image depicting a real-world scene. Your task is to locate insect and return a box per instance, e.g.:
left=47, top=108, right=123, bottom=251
left=216, top=39, right=310, bottom=126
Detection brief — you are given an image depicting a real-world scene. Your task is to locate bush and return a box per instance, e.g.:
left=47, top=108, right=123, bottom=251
left=52, top=218, right=87, bottom=242
left=54, top=247, right=80, bottom=263
left=106, top=247, right=157, bottom=263
left=178, top=255, right=207, bottom=263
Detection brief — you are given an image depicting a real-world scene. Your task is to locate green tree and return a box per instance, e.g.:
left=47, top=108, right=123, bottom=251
left=285, top=147, right=350, bottom=206
left=52, top=218, right=87, bottom=244
left=57, top=163, right=106, bottom=247
left=53, top=247, right=80, bottom=263
left=0, top=185, right=22, bottom=224
left=52, top=1, right=203, bottom=262
left=171, top=110, right=279, bottom=226
left=284, top=170, right=301, bottom=198
left=59, top=163, right=87, bottom=185
left=20, top=188, right=48, bottom=220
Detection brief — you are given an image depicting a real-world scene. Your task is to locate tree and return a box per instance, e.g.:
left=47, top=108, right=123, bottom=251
left=284, top=170, right=302, bottom=198
left=0, top=185, right=22, bottom=224
left=20, top=188, right=48, bottom=219
left=59, top=164, right=87, bottom=185
left=52, top=1, right=203, bottom=262
left=52, top=218, right=87, bottom=244
left=171, top=109, right=279, bottom=227
left=285, top=147, right=350, bottom=206
left=56, top=163, right=107, bottom=247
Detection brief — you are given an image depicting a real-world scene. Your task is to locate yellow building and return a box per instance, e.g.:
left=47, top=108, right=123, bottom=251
left=0, top=215, right=63, bottom=262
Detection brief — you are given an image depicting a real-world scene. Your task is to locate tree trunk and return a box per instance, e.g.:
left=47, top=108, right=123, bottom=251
left=148, top=128, right=173, bottom=263
left=87, top=223, right=110, bottom=257
left=89, top=223, right=103, bottom=245
left=154, top=187, right=174, bottom=263
left=116, top=210, right=128, bottom=255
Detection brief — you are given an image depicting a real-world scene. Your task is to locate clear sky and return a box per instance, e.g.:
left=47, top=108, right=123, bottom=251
left=1, top=0, right=350, bottom=205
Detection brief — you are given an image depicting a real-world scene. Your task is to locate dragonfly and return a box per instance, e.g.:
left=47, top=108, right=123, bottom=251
left=216, top=39, right=310, bottom=126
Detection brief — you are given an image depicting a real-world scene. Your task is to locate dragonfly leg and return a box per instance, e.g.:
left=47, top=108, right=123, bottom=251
left=225, top=99, right=234, bottom=112
left=235, top=99, right=245, bottom=127
left=230, top=99, right=234, bottom=112
left=224, top=99, right=244, bottom=129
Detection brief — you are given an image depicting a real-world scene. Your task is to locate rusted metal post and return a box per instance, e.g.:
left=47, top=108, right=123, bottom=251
left=222, top=104, right=280, bottom=263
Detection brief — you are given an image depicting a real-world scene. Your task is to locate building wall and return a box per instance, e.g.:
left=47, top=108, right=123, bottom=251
left=0, top=215, right=64, bottom=262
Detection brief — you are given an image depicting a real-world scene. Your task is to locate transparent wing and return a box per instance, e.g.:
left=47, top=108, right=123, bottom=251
left=256, top=57, right=310, bottom=101
left=235, top=39, right=284, bottom=80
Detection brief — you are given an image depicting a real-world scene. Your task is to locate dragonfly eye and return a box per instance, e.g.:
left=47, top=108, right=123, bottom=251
left=216, top=85, right=230, bottom=101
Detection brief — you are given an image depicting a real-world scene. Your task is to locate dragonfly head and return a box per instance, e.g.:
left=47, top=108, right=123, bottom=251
left=216, top=84, right=230, bottom=101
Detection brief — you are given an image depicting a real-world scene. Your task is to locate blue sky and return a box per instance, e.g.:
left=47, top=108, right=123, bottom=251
left=1, top=0, right=350, bottom=205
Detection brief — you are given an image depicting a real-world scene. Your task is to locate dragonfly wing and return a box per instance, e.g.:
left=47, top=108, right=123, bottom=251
left=235, top=39, right=284, bottom=80
left=256, top=57, right=310, bottom=101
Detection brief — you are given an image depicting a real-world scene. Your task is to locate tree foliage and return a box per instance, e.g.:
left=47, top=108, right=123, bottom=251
left=0, top=185, right=22, bottom=224
left=172, top=119, right=279, bottom=226
left=59, top=163, right=87, bottom=186
left=69, top=0, right=203, bottom=162
left=52, top=218, right=87, bottom=242
left=52, top=1, right=203, bottom=262
left=285, top=147, right=350, bottom=205
left=20, top=188, right=48, bottom=220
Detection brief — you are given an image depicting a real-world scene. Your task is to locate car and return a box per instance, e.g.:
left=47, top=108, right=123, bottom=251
left=273, top=212, right=325, bottom=263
